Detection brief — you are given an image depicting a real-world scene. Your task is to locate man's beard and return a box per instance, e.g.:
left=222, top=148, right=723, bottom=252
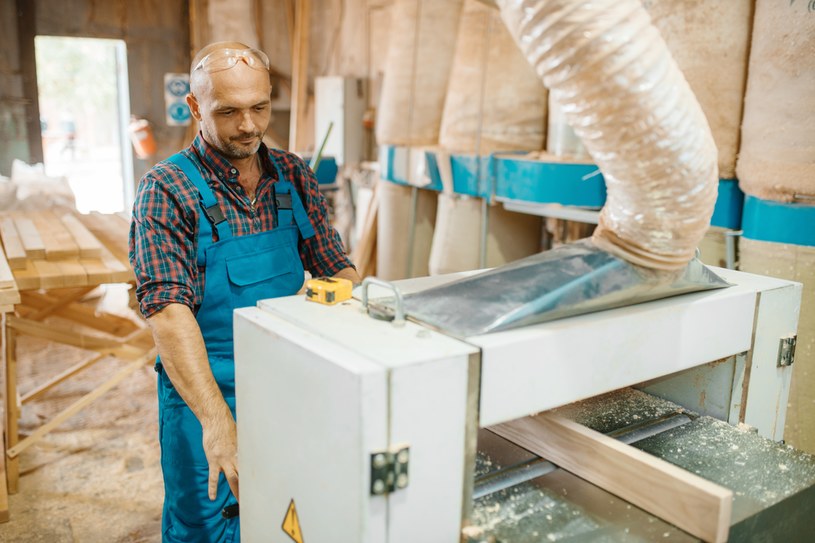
left=220, top=133, right=263, bottom=159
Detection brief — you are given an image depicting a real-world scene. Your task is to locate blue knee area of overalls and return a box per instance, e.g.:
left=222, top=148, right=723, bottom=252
left=158, top=360, right=240, bottom=543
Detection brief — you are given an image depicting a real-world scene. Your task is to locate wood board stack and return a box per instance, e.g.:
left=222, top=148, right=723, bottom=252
left=0, top=211, right=134, bottom=294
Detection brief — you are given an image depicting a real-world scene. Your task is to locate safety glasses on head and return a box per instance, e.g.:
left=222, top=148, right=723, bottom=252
left=193, top=48, right=271, bottom=74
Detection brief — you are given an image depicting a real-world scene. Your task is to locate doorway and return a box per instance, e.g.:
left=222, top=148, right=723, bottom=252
left=35, top=36, right=133, bottom=214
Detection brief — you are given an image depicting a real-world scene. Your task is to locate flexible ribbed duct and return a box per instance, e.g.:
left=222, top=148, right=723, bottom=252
left=376, top=0, right=464, bottom=146
left=498, top=0, right=719, bottom=271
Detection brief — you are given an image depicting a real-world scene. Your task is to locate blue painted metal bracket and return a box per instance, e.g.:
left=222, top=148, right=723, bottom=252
left=742, top=195, right=815, bottom=247
left=493, top=156, right=606, bottom=207
left=710, top=179, right=744, bottom=230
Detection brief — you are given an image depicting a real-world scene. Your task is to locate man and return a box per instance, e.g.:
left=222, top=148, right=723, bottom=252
left=129, top=42, right=359, bottom=542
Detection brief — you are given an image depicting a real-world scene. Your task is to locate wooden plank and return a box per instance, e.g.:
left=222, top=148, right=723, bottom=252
left=77, top=213, right=131, bottom=269
left=33, top=211, right=79, bottom=261
left=21, top=353, right=107, bottom=404
left=56, top=259, right=89, bottom=288
left=0, top=429, right=8, bottom=522
left=0, top=305, right=13, bottom=313
left=491, top=414, right=732, bottom=543
left=351, top=185, right=378, bottom=278
left=12, top=217, right=46, bottom=260
left=99, top=245, right=134, bottom=283
left=0, top=288, right=20, bottom=306
left=20, top=287, right=93, bottom=321
left=10, top=260, right=39, bottom=291
left=289, top=0, right=311, bottom=151
left=60, top=214, right=103, bottom=258
left=19, top=291, right=141, bottom=336
left=0, top=246, right=16, bottom=289
left=32, top=259, right=64, bottom=290
left=80, top=258, right=114, bottom=285
left=5, top=317, right=143, bottom=358
left=4, top=318, right=19, bottom=493
left=82, top=212, right=130, bottom=247
left=0, top=218, right=26, bottom=269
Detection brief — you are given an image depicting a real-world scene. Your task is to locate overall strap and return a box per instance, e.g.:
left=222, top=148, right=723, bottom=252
left=167, top=152, right=232, bottom=267
left=270, top=158, right=315, bottom=240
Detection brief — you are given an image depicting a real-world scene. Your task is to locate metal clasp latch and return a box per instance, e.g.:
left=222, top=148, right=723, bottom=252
left=370, top=445, right=410, bottom=496
left=778, top=335, right=797, bottom=367
left=360, top=277, right=406, bottom=326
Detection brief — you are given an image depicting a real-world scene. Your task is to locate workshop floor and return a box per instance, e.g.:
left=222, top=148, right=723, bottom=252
left=1, top=288, right=163, bottom=542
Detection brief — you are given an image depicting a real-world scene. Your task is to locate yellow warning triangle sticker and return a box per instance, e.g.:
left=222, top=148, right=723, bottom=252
left=281, top=499, right=304, bottom=543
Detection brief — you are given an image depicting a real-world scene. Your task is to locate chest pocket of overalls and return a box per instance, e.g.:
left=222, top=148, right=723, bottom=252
left=224, top=240, right=304, bottom=299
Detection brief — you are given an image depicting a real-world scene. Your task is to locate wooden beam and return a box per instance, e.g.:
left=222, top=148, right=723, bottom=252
left=33, top=211, right=79, bottom=261
left=6, top=317, right=145, bottom=359
left=0, top=288, right=20, bottom=306
left=16, top=0, right=44, bottom=164
left=32, top=259, right=64, bottom=290
left=13, top=218, right=46, bottom=260
left=490, top=414, right=732, bottom=543
left=10, top=260, right=38, bottom=291
left=21, top=353, right=107, bottom=404
left=80, top=257, right=114, bottom=285
left=21, top=287, right=94, bottom=322
left=289, top=0, right=311, bottom=152
left=3, top=317, right=19, bottom=493
left=55, top=259, right=89, bottom=289
left=0, top=247, right=16, bottom=290
left=351, top=185, right=379, bottom=277
left=19, top=291, right=140, bottom=336
left=0, top=433, right=8, bottom=522
left=0, top=219, right=27, bottom=270
left=60, top=214, right=103, bottom=258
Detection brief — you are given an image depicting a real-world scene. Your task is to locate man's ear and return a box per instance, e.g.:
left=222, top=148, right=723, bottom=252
left=186, top=93, right=202, bottom=121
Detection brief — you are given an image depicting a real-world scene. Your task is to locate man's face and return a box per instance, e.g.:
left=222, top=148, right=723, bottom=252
left=187, top=62, right=272, bottom=160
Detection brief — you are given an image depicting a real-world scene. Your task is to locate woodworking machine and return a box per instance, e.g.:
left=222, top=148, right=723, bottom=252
left=234, top=265, right=814, bottom=542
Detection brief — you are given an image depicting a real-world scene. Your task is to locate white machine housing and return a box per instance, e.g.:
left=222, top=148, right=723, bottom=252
left=234, top=267, right=801, bottom=542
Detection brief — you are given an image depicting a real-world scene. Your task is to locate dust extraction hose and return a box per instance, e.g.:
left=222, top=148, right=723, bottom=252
left=497, top=0, right=718, bottom=271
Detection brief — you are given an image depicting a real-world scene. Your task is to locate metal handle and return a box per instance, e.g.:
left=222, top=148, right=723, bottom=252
left=360, top=277, right=406, bottom=326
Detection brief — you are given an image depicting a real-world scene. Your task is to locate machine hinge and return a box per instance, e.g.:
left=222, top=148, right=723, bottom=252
left=370, top=445, right=410, bottom=496
left=777, top=335, right=797, bottom=367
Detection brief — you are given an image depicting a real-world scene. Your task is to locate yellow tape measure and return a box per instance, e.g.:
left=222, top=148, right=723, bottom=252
left=305, top=277, right=353, bottom=305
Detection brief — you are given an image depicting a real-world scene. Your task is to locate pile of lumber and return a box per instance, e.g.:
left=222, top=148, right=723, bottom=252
left=0, top=211, right=133, bottom=291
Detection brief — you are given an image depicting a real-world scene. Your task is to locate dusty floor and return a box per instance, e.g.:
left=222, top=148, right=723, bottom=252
left=1, top=289, right=163, bottom=542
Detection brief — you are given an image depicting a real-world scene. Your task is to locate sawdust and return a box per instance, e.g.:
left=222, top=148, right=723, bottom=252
left=2, top=291, right=162, bottom=542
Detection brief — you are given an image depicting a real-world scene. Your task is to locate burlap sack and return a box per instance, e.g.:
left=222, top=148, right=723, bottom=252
left=736, top=0, right=815, bottom=201
left=376, top=0, right=464, bottom=146
left=439, top=0, right=547, bottom=154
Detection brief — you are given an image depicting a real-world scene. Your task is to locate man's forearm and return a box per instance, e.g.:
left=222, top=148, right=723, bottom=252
left=332, top=266, right=361, bottom=285
left=148, top=303, right=232, bottom=424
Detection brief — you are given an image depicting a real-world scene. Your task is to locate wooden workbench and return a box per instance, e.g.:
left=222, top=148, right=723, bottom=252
left=0, top=210, right=155, bottom=522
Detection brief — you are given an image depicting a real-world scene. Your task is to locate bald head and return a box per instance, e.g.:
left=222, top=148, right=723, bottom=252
left=189, top=41, right=257, bottom=96
left=186, top=42, right=273, bottom=160
left=190, top=41, right=254, bottom=73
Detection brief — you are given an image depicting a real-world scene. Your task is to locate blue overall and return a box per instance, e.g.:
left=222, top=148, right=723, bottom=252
left=157, top=151, right=315, bottom=542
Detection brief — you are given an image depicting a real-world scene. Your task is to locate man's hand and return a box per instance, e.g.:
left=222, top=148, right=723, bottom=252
left=202, top=412, right=239, bottom=501
left=148, top=304, right=241, bottom=502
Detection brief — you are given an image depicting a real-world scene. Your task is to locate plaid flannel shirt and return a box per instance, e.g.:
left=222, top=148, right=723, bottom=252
left=129, top=133, right=353, bottom=318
